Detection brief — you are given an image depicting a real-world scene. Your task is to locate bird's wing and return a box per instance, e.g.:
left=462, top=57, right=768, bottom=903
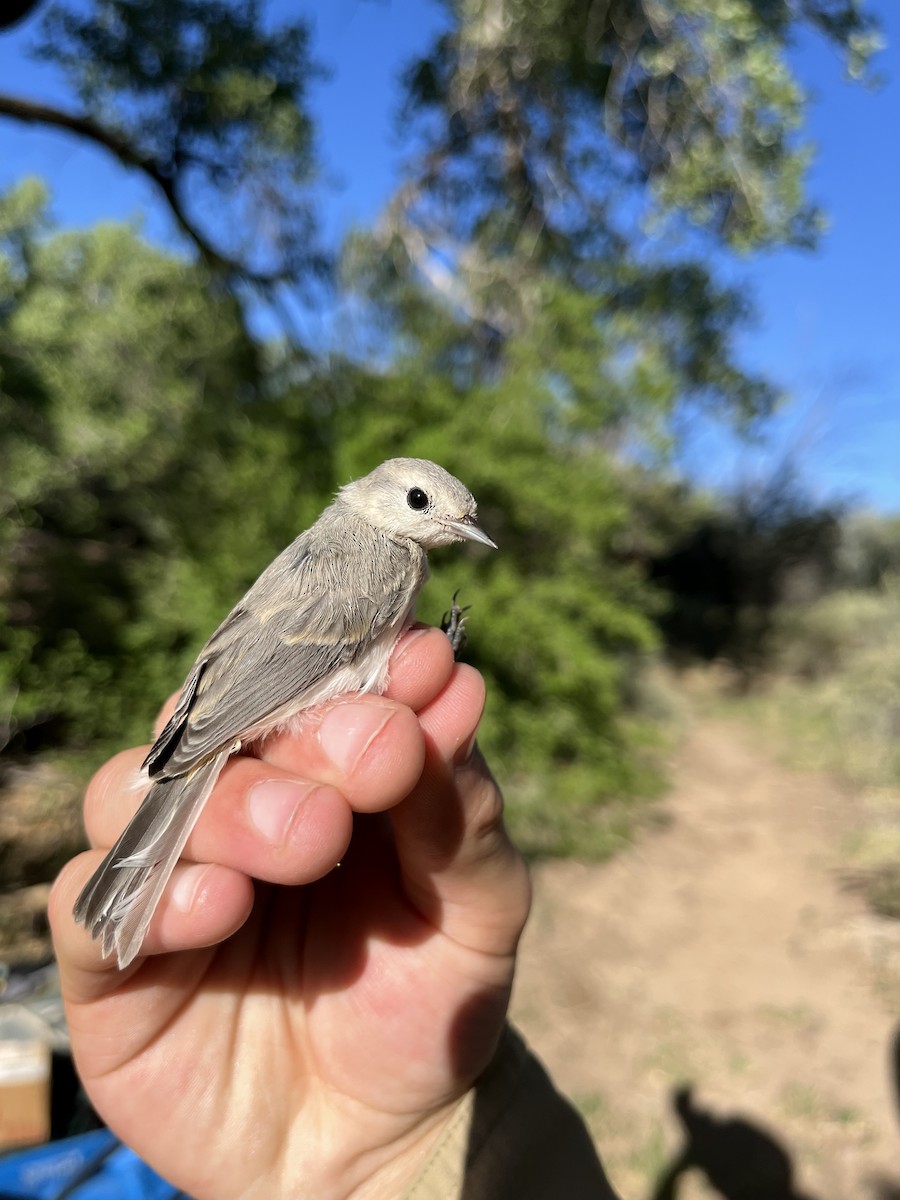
left=144, top=533, right=422, bottom=780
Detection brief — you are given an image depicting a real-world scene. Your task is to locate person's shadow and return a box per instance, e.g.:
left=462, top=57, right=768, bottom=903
left=650, top=1085, right=817, bottom=1200
left=651, top=1023, right=900, bottom=1200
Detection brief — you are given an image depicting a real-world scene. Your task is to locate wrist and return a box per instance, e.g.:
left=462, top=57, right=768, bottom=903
left=236, top=1093, right=469, bottom=1200
left=344, top=1099, right=469, bottom=1200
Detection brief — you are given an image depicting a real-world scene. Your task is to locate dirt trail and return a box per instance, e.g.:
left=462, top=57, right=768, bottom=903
left=511, top=717, right=900, bottom=1200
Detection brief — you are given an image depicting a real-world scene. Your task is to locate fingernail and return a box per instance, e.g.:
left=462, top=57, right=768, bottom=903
left=393, top=626, right=431, bottom=661
left=171, top=864, right=212, bottom=913
left=248, top=780, right=309, bottom=845
left=319, top=704, right=393, bottom=774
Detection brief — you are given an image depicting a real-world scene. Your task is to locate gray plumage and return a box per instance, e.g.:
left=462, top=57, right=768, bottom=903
left=73, top=458, right=496, bottom=968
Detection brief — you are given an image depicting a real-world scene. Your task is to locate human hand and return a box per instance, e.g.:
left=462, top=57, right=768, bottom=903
left=49, top=626, right=531, bottom=1200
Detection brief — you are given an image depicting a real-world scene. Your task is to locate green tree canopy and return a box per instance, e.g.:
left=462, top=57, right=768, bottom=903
left=0, top=1, right=886, bottom=853
left=0, top=0, right=325, bottom=315
left=399, top=0, right=879, bottom=255
left=0, top=180, right=332, bottom=752
left=1, top=181, right=670, bottom=853
left=354, top=0, right=880, bottom=428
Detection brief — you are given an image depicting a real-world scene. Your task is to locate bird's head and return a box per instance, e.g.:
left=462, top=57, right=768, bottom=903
left=339, top=458, right=497, bottom=551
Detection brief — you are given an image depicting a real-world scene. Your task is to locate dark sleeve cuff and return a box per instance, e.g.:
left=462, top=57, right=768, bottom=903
left=403, top=1025, right=621, bottom=1200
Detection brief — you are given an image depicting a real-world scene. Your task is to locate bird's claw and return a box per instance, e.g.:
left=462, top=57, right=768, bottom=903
left=441, top=589, right=471, bottom=660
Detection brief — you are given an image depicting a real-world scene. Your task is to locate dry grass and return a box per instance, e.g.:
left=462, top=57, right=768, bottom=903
left=0, top=761, right=86, bottom=963
left=693, top=578, right=900, bottom=921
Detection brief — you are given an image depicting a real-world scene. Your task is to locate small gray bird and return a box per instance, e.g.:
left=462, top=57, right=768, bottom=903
left=74, top=458, right=496, bottom=968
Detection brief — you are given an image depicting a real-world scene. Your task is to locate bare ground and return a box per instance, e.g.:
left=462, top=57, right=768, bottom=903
left=511, top=717, right=900, bottom=1200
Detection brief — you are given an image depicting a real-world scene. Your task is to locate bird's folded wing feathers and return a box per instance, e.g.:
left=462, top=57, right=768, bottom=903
left=143, top=656, right=208, bottom=776
left=148, top=540, right=421, bottom=780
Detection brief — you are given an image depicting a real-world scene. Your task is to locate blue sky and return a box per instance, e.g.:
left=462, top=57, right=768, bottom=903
left=681, top=3, right=900, bottom=513
left=1, top=0, right=897, bottom=511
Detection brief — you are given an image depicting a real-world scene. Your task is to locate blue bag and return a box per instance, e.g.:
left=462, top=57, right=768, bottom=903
left=0, top=1130, right=187, bottom=1199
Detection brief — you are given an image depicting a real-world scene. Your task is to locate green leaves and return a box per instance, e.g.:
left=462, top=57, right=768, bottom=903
left=320, top=343, right=665, bottom=819
left=0, top=184, right=275, bottom=750
left=0, top=0, right=885, bottom=852
left=31, top=0, right=325, bottom=286
left=400, top=0, right=879, bottom=253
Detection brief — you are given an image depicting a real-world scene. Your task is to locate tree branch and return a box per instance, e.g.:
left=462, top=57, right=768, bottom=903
left=0, top=92, right=289, bottom=287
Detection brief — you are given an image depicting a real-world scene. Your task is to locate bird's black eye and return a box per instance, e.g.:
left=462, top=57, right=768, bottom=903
left=407, top=487, right=429, bottom=511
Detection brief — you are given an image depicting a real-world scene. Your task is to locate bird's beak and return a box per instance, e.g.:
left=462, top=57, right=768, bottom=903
left=446, top=515, right=498, bottom=549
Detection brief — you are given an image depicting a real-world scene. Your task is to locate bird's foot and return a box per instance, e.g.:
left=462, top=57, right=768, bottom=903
left=441, top=590, right=471, bottom=660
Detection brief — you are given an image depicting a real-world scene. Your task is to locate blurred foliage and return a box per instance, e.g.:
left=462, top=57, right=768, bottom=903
left=344, top=234, right=780, bottom=437
left=0, top=181, right=673, bottom=829
left=773, top=578, right=900, bottom=685
left=0, top=0, right=888, bottom=860
left=0, top=180, right=334, bottom=753
left=650, top=466, right=844, bottom=679
left=2, top=0, right=880, bottom=342
left=6, top=0, right=326, bottom=299
left=836, top=511, right=900, bottom=588
left=367, top=0, right=881, bottom=348
left=346, top=0, right=882, bottom=499
left=320, top=346, right=672, bottom=823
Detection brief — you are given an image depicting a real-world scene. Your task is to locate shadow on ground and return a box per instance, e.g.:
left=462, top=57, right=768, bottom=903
left=650, top=1085, right=817, bottom=1200
left=651, top=1027, right=900, bottom=1200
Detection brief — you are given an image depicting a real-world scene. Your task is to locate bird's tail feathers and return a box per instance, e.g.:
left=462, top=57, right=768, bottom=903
left=73, top=751, right=228, bottom=969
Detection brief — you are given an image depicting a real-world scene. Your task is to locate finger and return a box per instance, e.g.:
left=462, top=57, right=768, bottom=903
left=50, top=851, right=254, bottom=999
left=85, top=692, right=425, bottom=876
left=258, top=625, right=452, bottom=806
left=84, top=750, right=354, bottom=885
left=390, top=665, right=532, bottom=959
left=82, top=626, right=449, bottom=890
left=383, top=625, right=456, bottom=710
left=85, top=625, right=449, bottom=890
left=136, top=626, right=450, bottom=830
left=260, top=695, right=425, bottom=813
left=149, top=624, right=450, bottom=741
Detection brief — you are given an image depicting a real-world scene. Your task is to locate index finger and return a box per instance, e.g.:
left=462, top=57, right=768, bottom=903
left=150, top=624, right=455, bottom=740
